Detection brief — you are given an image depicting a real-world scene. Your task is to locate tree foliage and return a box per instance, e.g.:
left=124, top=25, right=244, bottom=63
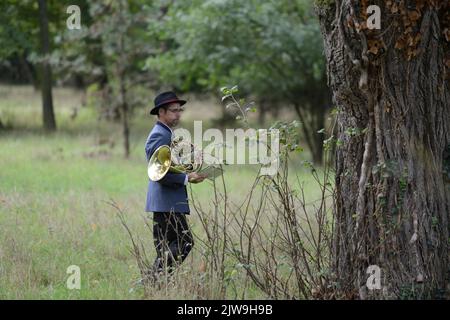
left=148, top=0, right=325, bottom=96
left=147, top=0, right=331, bottom=163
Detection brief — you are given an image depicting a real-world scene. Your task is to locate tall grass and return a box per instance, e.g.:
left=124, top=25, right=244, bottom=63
left=0, top=85, right=329, bottom=299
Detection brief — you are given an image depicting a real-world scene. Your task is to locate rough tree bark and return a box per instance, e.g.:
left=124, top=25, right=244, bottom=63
left=316, top=0, right=449, bottom=299
left=38, top=0, right=56, bottom=131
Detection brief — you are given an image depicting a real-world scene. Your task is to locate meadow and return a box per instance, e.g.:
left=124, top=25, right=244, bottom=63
left=0, top=85, right=328, bottom=299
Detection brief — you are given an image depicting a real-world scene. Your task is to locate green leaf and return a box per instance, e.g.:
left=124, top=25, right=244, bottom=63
left=220, top=87, right=229, bottom=95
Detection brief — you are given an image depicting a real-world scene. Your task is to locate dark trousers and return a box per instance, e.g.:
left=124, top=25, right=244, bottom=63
left=152, top=212, right=194, bottom=277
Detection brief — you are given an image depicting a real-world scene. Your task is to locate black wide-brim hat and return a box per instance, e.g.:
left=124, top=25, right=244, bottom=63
left=150, top=91, right=187, bottom=115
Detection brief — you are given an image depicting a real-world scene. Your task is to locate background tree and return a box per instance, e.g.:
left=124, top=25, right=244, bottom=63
left=0, top=0, right=41, bottom=87
left=71, top=0, right=156, bottom=157
left=54, top=1, right=124, bottom=121
left=0, top=0, right=70, bottom=130
left=69, top=0, right=156, bottom=157
left=147, top=0, right=331, bottom=164
left=37, top=0, right=56, bottom=131
left=316, top=0, right=449, bottom=298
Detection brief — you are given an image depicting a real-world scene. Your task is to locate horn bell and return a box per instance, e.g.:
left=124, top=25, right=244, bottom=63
left=147, top=145, right=172, bottom=181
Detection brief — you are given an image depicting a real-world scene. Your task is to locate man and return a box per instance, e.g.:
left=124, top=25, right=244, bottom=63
left=144, top=91, right=207, bottom=283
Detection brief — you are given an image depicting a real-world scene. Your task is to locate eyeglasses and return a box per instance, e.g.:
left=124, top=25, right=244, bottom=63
left=167, top=107, right=185, bottom=113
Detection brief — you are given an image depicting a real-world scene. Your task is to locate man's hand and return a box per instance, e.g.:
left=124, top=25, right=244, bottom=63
left=188, top=172, right=208, bottom=184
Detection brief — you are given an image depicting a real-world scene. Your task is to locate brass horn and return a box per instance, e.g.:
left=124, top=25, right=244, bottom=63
left=147, top=140, right=203, bottom=181
left=148, top=136, right=223, bottom=182
left=147, top=145, right=172, bottom=181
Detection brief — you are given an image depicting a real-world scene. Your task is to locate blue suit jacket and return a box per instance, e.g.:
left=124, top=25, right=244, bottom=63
left=145, top=121, right=190, bottom=213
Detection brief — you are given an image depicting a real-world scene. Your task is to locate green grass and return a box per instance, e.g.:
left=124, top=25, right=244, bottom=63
left=0, top=85, right=326, bottom=299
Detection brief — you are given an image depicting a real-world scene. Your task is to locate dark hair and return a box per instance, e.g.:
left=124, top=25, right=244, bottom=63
left=156, top=105, right=168, bottom=118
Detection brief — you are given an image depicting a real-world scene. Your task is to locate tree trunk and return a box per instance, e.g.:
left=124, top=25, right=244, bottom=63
left=312, top=107, right=325, bottom=165
left=19, top=53, right=38, bottom=90
left=317, top=0, right=449, bottom=299
left=293, top=102, right=326, bottom=165
left=257, top=100, right=267, bottom=125
left=118, top=0, right=130, bottom=158
left=119, top=75, right=130, bottom=159
left=38, top=0, right=56, bottom=131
